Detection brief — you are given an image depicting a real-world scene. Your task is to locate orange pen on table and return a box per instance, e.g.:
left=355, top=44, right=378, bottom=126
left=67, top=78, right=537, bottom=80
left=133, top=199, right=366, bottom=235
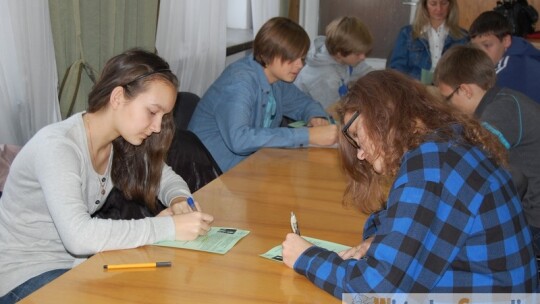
left=103, top=261, right=172, bottom=270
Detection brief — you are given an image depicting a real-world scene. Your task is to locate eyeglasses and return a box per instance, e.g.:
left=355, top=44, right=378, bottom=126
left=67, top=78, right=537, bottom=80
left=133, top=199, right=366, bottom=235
left=444, top=86, right=460, bottom=102
left=341, top=111, right=361, bottom=150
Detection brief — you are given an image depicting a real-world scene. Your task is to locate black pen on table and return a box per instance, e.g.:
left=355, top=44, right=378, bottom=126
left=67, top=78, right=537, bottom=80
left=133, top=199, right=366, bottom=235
left=290, top=211, right=301, bottom=236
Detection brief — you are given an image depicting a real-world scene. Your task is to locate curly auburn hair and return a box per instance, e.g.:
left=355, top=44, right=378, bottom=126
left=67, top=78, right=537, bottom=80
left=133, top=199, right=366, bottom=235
left=336, top=70, right=507, bottom=214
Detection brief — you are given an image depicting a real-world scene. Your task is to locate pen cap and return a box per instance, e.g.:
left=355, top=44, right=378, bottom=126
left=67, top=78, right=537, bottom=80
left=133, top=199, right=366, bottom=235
left=156, top=261, right=172, bottom=267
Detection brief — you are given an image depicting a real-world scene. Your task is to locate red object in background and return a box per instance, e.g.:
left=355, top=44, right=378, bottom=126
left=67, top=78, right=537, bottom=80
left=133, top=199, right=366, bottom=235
left=526, top=31, right=540, bottom=39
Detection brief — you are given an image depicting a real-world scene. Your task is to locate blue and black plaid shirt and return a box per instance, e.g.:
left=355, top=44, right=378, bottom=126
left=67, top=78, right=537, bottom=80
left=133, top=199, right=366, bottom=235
left=294, top=138, right=538, bottom=298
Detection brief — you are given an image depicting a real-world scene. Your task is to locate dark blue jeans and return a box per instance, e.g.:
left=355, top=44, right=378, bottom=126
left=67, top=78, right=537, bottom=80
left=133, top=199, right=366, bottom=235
left=0, top=269, right=69, bottom=304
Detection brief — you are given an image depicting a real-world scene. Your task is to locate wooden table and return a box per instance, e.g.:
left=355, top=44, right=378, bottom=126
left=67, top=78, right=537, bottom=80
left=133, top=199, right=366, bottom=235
left=21, top=148, right=368, bottom=304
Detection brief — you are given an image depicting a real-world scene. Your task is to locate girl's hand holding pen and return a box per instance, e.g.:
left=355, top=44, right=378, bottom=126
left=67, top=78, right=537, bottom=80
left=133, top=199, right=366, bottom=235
left=282, top=233, right=313, bottom=268
left=158, top=197, right=214, bottom=241
left=172, top=212, right=214, bottom=241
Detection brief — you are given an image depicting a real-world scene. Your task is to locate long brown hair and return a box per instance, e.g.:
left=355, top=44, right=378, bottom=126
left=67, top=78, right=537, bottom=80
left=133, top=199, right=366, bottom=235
left=87, top=48, right=179, bottom=212
left=336, top=70, right=507, bottom=214
left=412, top=0, right=466, bottom=40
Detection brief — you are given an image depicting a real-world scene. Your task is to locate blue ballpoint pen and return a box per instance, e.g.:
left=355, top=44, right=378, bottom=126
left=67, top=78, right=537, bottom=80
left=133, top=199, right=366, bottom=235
left=187, top=197, right=197, bottom=212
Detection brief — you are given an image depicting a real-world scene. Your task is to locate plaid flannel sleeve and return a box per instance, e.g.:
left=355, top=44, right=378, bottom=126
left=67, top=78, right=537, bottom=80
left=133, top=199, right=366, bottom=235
left=362, top=210, right=383, bottom=240
left=293, top=141, right=538, bottom=298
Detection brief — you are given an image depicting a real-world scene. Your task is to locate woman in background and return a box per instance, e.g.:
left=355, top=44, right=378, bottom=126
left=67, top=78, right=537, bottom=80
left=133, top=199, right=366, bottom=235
left=388, top=0, right=468, bottom=82
left=0, top=49, right=213, bottom=303
left=282, top=70, right=537, bottom=298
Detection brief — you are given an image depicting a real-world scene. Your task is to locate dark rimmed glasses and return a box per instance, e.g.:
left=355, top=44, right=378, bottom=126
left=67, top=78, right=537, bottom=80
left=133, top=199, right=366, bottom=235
left=341, top=111, right=361, bottom=150
left=444, top=85, right=460, bottom=102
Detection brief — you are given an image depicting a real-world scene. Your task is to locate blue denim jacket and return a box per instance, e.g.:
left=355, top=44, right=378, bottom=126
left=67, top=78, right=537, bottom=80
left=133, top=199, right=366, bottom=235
left=388, top=25, right=468, bottom=80
left=188, top=56, right=327, bottom=172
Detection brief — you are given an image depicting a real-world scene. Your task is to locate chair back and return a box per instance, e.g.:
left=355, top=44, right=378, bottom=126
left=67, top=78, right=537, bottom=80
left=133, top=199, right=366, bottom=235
left=173, top=92, right=200, bottom=130
left=166, top=129, right=222, bottom=191
left=92, top=129, right=222, bottom=220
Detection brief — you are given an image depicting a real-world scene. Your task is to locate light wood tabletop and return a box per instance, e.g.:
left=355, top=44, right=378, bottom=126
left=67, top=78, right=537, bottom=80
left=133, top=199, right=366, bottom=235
left=21, top=148, right=368, bottom=304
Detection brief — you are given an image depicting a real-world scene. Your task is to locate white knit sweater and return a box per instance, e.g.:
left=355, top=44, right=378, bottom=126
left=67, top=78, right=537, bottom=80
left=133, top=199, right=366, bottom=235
left=0, top=112, right=190, bottom=295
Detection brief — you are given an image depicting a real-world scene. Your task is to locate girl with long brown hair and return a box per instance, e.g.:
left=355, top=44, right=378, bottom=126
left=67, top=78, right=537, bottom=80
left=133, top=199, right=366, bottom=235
left=0, top=49, right=213, bottom=302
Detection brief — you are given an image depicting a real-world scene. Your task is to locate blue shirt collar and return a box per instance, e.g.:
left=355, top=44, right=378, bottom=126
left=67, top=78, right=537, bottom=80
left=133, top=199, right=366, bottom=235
left=248, top=56, right=273, bottom=94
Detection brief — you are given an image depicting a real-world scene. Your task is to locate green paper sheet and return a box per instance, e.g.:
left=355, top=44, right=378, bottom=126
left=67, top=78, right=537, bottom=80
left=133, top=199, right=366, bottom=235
left=260, top=236, right=351, bottom=262
left=154, top=227, right=249, bottom=254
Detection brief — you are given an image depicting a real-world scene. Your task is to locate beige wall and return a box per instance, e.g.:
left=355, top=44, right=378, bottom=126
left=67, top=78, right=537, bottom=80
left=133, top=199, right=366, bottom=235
left=458, top=0, right=540, bottom=31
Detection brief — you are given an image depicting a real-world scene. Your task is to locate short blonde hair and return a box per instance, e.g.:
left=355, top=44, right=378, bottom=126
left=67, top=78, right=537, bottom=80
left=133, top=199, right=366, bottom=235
left=325, top=16, right=373, bottom=56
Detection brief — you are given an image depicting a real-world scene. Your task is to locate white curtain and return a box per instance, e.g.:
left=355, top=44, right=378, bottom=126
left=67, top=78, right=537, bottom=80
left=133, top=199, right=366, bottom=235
left=251, top=0, right=280, bottom=38
left=298, top=0, right=320, bottom=41
left=156, top=0, right=227, bottom=97
left=0, top=0, right=61, bottom=146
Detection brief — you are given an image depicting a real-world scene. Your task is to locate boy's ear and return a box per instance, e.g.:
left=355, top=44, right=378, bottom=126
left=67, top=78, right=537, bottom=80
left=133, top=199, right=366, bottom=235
left=460, top=83, right=476, bottom=99
left=502, top=35, right=512, bottom=49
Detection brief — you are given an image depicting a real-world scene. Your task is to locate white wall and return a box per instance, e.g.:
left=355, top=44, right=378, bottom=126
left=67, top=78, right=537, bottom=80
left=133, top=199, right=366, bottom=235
left=227, top=0, right=252, bottom=29
left=405, top=0, right=420, bottom=24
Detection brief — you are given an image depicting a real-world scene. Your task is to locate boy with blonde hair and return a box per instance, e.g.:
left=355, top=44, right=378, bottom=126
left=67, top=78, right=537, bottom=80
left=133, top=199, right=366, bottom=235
left=294, top=16, right=374, bottom=109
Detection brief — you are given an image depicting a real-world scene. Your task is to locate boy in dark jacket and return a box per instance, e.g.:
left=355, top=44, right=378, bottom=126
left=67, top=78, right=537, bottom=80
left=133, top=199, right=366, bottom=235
left=470, top=11, right=540, bottom=103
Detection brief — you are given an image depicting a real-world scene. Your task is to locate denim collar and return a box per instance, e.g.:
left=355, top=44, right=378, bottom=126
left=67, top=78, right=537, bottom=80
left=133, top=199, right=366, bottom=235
left=248, top=56, right=273, bottom=94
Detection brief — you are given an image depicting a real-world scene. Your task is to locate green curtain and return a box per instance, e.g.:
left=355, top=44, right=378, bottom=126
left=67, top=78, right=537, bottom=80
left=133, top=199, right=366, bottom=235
left=48, top=0, right=159, bottom=118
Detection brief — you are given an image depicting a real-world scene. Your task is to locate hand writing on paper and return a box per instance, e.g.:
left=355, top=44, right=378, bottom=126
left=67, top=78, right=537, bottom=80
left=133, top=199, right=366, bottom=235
left=172, top=212, right=214, bottom=241
left=338, top=237, right=373, bottom=260
left=308, top=124, right=338, bottom=146
left=282, top=233, right=313, bottom=268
